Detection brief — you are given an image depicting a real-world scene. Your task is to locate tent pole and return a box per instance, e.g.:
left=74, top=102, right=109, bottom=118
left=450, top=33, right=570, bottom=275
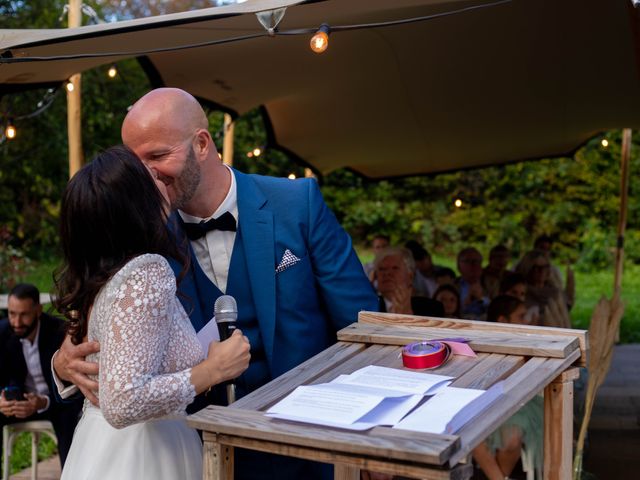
left=613, top=129, right=631, bottom=303
left=222, top=113, right=234, bottom=167
left=66, top=0, right=84, bottom=178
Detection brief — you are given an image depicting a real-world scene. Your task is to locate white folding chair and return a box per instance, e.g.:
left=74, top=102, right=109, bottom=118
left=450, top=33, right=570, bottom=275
left=2, top=421, right=57, bottom=480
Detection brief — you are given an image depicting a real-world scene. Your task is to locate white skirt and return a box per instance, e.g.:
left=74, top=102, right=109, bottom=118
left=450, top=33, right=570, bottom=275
left=61, top=407, right=203, bottom=480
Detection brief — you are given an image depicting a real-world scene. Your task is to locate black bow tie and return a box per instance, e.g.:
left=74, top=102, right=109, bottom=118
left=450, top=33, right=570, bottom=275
left=182, top=211, right=237, bottom=240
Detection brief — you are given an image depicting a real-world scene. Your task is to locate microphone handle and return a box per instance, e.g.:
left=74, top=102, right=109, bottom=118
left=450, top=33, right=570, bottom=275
left=217, top=319, right=238, bottom=404
left=217, top=320, right=237, bottom=342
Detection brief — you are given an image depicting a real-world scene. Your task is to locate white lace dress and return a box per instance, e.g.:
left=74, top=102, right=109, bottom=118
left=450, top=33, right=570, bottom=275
left=61, top=254, right=204, bottom=480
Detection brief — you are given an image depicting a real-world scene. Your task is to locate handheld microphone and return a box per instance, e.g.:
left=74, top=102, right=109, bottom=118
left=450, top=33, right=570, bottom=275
left=214, top=295, right=238, bottom=404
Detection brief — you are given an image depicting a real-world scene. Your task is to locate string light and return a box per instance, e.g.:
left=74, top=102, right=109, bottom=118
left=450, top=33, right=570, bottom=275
left=601, top=139, right=609, bottom=148
left=65, top=80, right=75, bottom=92
left=0, top=1, right=512, bottom=64
left=5, top=121, right=16, bottom=140
left=107, top=64, right=118, bottom=78
left=252, top=147, right=262, bottom=157
left=310, top=24, right=331, bottom=54
left=454, top=198, right=463, bottom=208
left=288, top=173, right=296, bottom=179
left=246, top=151, right=254, bottom=158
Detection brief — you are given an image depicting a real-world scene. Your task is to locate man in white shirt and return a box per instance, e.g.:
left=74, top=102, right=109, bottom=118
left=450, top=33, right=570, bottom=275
left=0, top=284, right=82, bottom=467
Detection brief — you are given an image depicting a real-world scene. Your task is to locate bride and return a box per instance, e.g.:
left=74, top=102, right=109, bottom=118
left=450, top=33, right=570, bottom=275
left=55, top=145, right=250, bottom=479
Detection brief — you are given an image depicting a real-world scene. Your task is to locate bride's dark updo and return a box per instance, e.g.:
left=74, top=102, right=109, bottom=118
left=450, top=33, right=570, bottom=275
left=55, top=145, right=186, bottom=344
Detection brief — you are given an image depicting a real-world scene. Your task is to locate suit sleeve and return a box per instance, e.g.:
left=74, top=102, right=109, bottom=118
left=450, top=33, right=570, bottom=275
left=305, top=180, right=379, bottom=329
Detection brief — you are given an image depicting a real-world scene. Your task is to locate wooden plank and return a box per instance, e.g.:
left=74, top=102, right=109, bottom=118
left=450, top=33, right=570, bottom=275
left=447, top=348, right=581, bottom=466
left=231, top=342, right=365, bottom=411
left=543, top=373, right=574, bottom=480
left=339, top=322, right=579, bottom=359
left=202, top=433, right=233, bottom=480
left=216, top=435, right=470, bottom=480
left=451, top=354, right=525, bottom=390
left=188, top=407, right=459, bottom=465
left=358, top=311, right=588, bottom=366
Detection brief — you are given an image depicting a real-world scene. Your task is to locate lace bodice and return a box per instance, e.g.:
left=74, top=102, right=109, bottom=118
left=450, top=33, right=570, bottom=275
left=86, top=254, right=203, bottom=429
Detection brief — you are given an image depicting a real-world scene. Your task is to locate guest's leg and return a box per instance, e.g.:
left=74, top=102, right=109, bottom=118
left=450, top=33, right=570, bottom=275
left=496, top=425, right=523, bottom=476
left=472, top=442, right=505, bottom=480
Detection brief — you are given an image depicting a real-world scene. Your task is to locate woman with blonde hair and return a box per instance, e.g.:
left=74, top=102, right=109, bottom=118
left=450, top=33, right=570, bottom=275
left=514, top=250, right=571, bottom=328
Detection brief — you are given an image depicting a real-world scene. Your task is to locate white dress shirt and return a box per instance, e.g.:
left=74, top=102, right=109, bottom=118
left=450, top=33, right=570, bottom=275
left=178, top=165, right=238, bottom=293
left=20, top=320, right=51, bottom=412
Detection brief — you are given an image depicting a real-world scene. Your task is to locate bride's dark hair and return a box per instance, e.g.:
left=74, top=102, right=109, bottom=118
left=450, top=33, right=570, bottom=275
left=55, top=145, right=186, bottom=344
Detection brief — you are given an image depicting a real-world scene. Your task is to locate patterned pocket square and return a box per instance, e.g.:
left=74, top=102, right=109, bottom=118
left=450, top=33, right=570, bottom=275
left=276, top=249, right=301, bottom=273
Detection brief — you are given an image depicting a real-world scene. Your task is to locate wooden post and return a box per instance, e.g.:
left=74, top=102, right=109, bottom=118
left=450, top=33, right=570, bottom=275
left=203, top=432, right=233, bottom=480
left=222, top=113, right=234, bottom=166
left=334, top=465, right=359, bottom=480
left=544, top=368, right=579, bottom=480
left=66, top=0, right=84, bottom=178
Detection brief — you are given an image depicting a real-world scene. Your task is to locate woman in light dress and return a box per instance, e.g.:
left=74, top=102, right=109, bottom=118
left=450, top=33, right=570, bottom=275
left=56, top=146, right=250, bottom=479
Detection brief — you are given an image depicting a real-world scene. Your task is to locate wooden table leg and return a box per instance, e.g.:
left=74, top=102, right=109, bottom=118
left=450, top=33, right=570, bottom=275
left=543, top=367, right=580, bottom=480
left=335, top=465, right=360, bottom=480
left=203, top=432, right=234, bottom=480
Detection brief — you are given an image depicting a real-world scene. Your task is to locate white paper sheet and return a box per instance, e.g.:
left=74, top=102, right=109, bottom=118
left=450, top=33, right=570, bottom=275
left=394, top=382, right=503, bottom=434
left=196, top=316, right=220, bottom=354
left=265, top=366, right=452, bottom=430
left=333, top=365, right=452, bottom=395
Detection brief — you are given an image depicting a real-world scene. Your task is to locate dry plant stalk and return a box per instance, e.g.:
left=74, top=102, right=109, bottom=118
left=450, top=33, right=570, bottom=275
left=573, top=295, right=625, bottom=479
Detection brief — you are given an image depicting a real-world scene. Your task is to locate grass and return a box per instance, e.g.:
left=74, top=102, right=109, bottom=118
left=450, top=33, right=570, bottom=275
left=358, top=249, right=640, bottom=343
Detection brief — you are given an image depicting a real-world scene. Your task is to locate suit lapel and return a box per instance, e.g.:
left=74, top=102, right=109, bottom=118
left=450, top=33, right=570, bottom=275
left=234, top=170, right=276, bottom=366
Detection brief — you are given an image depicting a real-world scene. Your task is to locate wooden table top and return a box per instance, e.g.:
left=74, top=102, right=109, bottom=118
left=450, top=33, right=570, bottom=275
left=188, top=312, right=587, bottom=470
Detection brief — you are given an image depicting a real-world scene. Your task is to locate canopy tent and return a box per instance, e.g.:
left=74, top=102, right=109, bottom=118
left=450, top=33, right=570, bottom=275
left=0, top=0, right=639, bottom=178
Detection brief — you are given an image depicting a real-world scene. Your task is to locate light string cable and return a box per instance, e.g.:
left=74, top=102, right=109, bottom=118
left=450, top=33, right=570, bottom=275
left=0, top=0, right=512, bottom=63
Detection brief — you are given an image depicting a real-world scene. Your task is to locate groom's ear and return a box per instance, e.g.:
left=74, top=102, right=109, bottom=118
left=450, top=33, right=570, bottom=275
left=194, top=129, right=212, bottom=159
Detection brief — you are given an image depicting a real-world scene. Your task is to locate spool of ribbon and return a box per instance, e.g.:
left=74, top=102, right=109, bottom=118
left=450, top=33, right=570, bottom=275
left=402, top=341, right=451, bottom=370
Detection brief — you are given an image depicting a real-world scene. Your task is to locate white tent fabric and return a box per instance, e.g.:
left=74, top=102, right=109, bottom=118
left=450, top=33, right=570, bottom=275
left=1, top=0, right=639, bottom=178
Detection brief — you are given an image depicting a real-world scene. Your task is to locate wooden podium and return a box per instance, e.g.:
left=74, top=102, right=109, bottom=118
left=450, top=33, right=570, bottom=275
left=188, top=312, right=587, bottom=480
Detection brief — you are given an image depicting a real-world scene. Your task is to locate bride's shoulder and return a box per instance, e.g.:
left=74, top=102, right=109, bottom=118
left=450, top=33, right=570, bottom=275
left=111, top=254, right=175, bottom=289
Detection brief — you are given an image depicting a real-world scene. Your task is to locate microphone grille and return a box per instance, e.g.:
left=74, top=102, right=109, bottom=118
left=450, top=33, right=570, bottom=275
left=214, top=295, right=237, bottom=319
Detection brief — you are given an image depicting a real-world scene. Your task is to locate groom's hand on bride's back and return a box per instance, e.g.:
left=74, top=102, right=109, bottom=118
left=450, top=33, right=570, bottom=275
left=54, top=335, right=101, bottom=406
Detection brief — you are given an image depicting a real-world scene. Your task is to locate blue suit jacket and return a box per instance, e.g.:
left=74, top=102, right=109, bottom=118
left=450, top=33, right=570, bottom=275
left=171, top=169, right=378, bottom=381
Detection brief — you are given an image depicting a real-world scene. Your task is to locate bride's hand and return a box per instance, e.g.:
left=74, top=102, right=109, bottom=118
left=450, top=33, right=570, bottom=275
left=205, top=329, right=251, bottom=385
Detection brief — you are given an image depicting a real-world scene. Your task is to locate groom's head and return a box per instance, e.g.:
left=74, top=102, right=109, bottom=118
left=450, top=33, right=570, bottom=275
left=121, top=88, right=227, bottom=216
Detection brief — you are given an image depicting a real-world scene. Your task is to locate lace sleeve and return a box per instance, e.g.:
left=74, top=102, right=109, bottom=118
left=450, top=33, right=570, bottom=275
left=99, top=255, right=196, bottom=429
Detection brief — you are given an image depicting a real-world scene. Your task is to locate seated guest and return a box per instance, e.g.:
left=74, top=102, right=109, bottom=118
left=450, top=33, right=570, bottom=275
left=363, top=234, right=390, bottom=285
left=499, top=272, right=539, bottom=325
left=374, top=247, right=444, bottom=317
left=0, top=284, right=83, bottom=467
left=473, top=295, right=543, bottom=480
left=486, top=294, right=526, bottom=324
left=404, top=240, right=438, bottom=297
left=435, top=266, right=457, bottom=286
left=481, top=244, right=511, bottom=300
left=515, top=250, right=571, bottom=328
left=433, top=284, right=461, bottom=319
left=455, top=247, right=490, bottom=320
left=533, top=234, right=575, bottom=310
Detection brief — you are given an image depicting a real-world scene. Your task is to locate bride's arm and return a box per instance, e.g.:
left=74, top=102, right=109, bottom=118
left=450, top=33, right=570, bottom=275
left=99, top=257, right=197, bottom=429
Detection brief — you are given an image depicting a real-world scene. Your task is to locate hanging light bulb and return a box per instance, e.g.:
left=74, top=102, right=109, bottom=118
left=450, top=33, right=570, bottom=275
left=601, top=139, right=609, bottom=148
left=454, top=198, right=463, bottom=208
left=310, top=24, right=331, bottom=54
left=107, top=65, right=118, bottom=78
left=288, top=173, right=296, bottom=179
left=246, top=151, right=254, bottom=158
left=5, top=121, right=17, bottom=140
left=65, top=80, right=75, bottom=92
left=252, top=147, right=262, bottom=157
